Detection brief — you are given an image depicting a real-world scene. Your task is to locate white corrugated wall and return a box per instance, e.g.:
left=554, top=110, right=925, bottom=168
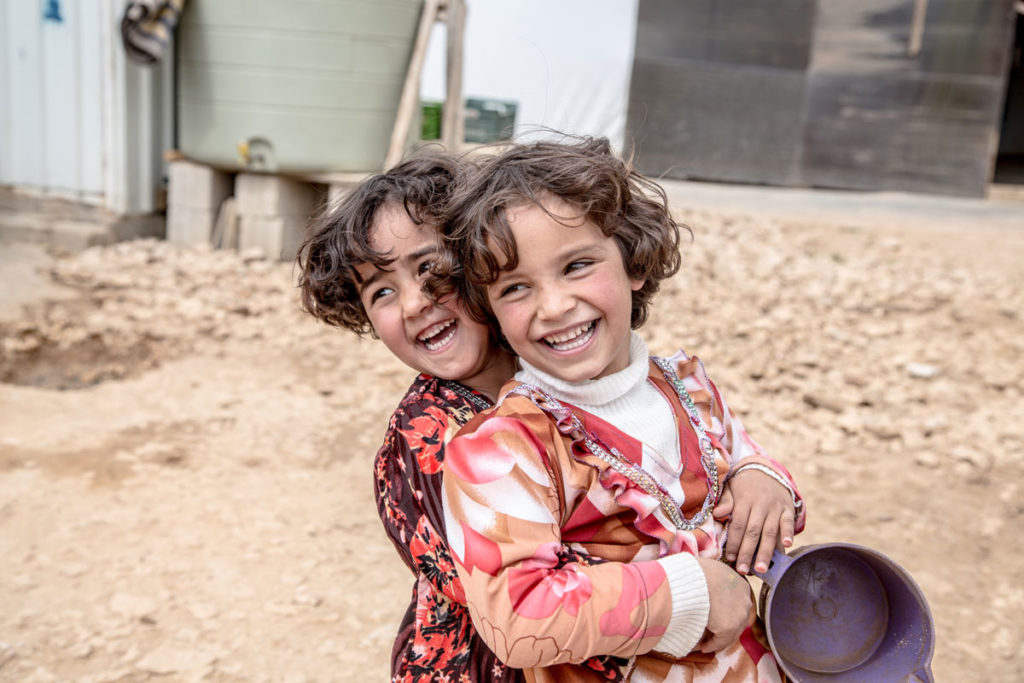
left=0, top=0, right=171, bottom=215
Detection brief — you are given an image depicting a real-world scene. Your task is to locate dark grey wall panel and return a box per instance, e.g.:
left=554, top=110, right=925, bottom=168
left=815, top=0, right=1013, bottom=77
left=626, top=0, right=1018, bottom=197
left=636, top=0, right=816, bottom=69
left=801, top=73, right=998, bottom=196
left=627, top=59, right=805, bottom=185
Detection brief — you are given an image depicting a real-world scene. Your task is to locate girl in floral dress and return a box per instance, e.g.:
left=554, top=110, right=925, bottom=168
left=297, top=153, right=522, bottom=682
left=433, top=138, right=806, bottom=682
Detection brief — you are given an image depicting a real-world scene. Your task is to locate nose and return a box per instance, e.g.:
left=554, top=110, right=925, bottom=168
left=536, top=284, right=574, bottom=321
left=400, top=285, right=432, bottom=319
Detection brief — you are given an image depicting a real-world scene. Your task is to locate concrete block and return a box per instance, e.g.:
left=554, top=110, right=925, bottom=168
left=238, top=215, right=307, bottom=261
left=167, top=205, right=218, bottom=247
left=168, top=160, right=233, bottom=211
left=235, top=173, right=319, bottom=218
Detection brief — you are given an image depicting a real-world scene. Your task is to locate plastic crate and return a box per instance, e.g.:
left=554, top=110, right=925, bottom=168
left=464, top=98, right=517, bottom=143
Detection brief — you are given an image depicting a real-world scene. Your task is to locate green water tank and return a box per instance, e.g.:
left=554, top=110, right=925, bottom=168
left=176, top=0, right=422, bottom=173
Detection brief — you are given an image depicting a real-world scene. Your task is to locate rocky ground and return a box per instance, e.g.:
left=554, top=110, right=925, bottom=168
left=0, top=203, right=1021, bottom=682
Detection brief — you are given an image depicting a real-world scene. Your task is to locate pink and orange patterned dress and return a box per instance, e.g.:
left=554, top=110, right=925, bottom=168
left=442, top=353, right=805, bottom=682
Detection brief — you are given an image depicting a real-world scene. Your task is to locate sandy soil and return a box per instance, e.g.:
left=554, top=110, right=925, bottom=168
left=0, top=205, right=1021, bottom=682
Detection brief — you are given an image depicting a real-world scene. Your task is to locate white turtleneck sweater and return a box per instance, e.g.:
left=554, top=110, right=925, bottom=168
left=515, top=332, right=711, bottom=658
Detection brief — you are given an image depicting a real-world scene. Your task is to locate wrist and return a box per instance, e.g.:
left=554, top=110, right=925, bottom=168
left=730, top=463, right=801, bottom=511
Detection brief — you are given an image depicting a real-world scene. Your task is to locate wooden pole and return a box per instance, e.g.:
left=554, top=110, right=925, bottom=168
left=907, top=0, right=928, bottom=57
left=385, top=0, right=442, bottom=170
left=442, top=0, right=466, bottom=153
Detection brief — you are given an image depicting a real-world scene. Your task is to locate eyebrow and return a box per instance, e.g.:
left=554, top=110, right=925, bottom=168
left=497, top=241, right=602, bottom=276
left=357, top=244, right=438, bottom=292
left=406, top=245, right=438, bottom=263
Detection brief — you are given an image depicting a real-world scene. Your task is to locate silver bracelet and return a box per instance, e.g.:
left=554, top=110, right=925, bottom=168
left=731, top=463, right=802, bottom=510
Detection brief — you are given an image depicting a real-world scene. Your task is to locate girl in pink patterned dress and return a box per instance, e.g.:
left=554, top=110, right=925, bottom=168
left=432, top=138, right=806, bottom=682
left=298, top=153, right=523, bottom=682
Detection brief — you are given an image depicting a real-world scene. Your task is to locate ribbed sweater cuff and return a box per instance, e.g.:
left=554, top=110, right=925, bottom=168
left=654, top=553, right=710, bottom=657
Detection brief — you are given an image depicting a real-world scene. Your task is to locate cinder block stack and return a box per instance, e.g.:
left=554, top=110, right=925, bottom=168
left=235, top=174, right=321, bottom=261
left=166, top=160, right=234, bottom=247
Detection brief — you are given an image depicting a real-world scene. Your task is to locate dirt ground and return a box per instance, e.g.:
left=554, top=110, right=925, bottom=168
left=0, top=203, right=1022, bottom=682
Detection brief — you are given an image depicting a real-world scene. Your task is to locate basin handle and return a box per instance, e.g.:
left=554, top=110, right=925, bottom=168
left=754, top=549, right=791, bottom=588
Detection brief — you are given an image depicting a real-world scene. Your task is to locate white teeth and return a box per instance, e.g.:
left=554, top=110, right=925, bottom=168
left=418, top=320, right=453, bottom=342
left=543, top=322, right=595, bottom=351
left=545, top=323, right=592, bottom=344
left=419, top=320, right=457, bottom=351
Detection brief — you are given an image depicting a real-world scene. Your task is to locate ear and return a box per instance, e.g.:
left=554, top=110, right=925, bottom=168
left=630, top=278, right=645, bottom=292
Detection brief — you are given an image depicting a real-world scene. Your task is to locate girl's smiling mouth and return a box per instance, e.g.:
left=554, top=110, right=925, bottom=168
left=418, top=319, right=457, bottom=351
left=542, top=321, right=596, bottom=351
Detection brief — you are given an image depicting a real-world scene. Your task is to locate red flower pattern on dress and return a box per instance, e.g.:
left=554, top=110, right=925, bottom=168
left=375, top=375, right=524, bottom=682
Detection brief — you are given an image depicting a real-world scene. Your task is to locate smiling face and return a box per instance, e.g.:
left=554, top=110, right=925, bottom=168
left=355, top=204, right=514, bottom=397
left=487, top=197, right=644, bottom=383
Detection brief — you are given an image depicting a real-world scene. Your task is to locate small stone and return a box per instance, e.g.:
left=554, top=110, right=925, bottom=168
left=68, top=642, right=93, bottom=659
left=60, top=562, right=89, bottom=578
left=279, top=572, right=304, bottom=586
left=109, top=593, right=157, bottom=620
left=266, top=601, right=299, bottom=616
left=865, top=421, right=900, bottom=440
left=914, top=452, right=940, bottom=468
left=906, top=362, right=940, bottom=380
left=121, top=644, right=140, bottom=663
left=25, top=668, right=58, bottom=683
left=816, top=427, right=846, bottom=454
left=952, top=446, right=992, bottom=471
left=293, top=586, right=322, bottom=607
left=802, top=392, right=844, bottom=413
left=176, top=627, right=200, bottom=643
left=136, top=643, right=215, bottom=674
left=187, top=603, right=219, bottom=621
left=91, top=668, right=135, bottom=683
left=12, top=574, right=38, bottom=590
left=0, top=642, right=16, bottom=668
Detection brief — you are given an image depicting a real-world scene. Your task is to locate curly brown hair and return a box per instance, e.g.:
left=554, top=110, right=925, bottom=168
left=432, top=137, right=686, bottom=330
left=296, top=152, right=462, bottom=336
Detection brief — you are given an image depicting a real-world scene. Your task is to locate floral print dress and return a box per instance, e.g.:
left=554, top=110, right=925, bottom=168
left=442, top=353, right=804, bottom=682
left=375, top=374, right=525, bottom=682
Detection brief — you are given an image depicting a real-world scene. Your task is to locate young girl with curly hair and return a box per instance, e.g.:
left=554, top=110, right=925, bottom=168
left=297, top=153, right=522, bottom=682
left=434, top=138, right=805, bottom=682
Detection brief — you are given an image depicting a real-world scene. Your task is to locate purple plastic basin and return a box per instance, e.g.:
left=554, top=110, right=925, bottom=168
left=757, top=544, right=935, bottom=682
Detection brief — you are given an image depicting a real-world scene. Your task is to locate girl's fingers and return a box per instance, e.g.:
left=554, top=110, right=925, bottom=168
left=723, top=502, right=747, bottom=562
left=734, top=507, right=768, bottom=575
left=752, top=515, right=780, bottom=574
left=713, top=487, right=734, bottom=521
left=780, top=506, right=796, bottom=548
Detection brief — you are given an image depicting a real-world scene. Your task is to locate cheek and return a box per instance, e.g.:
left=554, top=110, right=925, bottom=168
left=367, top=308, right=399, bottom=342
left=461, top=320, right=491, bottom=348
left=490, top=302, right=523, bottom=337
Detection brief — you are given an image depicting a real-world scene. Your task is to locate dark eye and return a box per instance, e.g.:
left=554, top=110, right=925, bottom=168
left=369, top=286, right=394, bottom=304
left=417, top=259, right=433, bottom=277
left=566, top=259, right=593, bottom=274
left=498, top=283, right=526, bottom=298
